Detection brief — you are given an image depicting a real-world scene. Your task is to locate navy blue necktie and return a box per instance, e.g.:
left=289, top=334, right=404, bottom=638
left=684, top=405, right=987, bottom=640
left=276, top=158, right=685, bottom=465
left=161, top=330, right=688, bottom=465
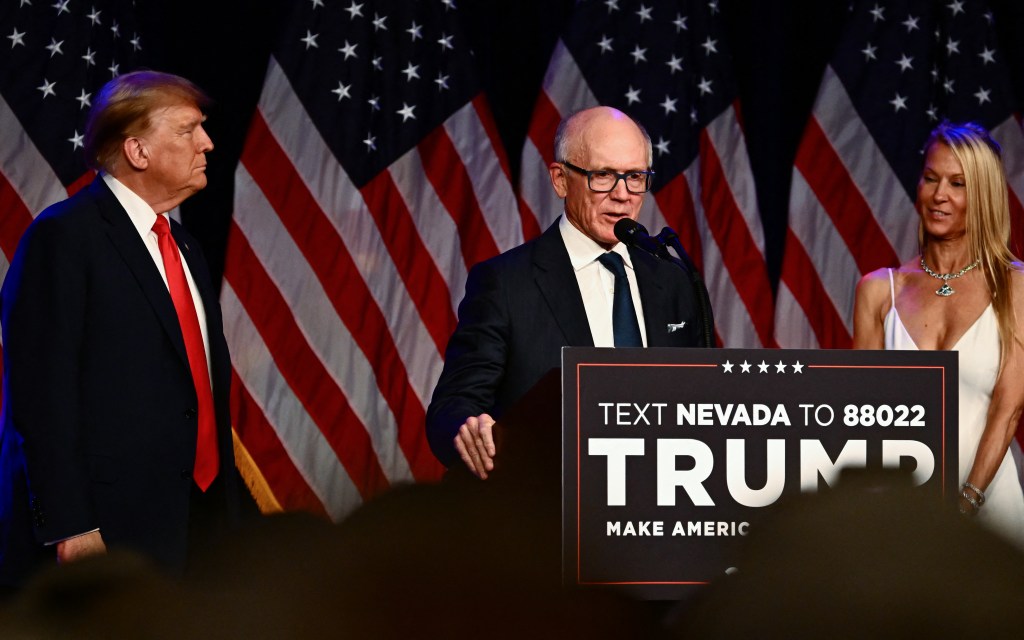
left=597, top=252, right=643, bottom=347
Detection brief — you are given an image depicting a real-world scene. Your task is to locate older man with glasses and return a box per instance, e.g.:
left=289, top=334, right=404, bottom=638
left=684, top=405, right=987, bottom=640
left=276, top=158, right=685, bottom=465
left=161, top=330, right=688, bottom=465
left=426, top=106, right=710, bottom=479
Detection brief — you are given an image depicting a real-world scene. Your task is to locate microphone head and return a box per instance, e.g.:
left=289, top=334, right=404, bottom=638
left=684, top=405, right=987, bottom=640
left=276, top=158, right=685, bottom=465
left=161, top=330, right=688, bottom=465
left=614, top=218, right=647, bottom=245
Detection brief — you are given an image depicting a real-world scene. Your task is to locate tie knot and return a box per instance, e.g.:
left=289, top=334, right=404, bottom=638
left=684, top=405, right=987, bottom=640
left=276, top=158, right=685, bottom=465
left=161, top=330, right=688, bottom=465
left=152, top=215, right=171, bottom=238
left=597, top=251, right=627, bottom=278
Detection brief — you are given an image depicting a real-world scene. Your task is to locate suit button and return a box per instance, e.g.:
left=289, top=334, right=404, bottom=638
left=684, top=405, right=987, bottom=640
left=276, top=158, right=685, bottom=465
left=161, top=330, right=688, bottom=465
left=180, top=469, right=192, bottom=480
left=184, top=408, right=197, bottom=419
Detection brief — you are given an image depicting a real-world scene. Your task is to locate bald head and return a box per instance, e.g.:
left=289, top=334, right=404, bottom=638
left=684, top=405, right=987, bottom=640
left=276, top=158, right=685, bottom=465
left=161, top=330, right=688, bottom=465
left=554, top=106, right=652, bottom=168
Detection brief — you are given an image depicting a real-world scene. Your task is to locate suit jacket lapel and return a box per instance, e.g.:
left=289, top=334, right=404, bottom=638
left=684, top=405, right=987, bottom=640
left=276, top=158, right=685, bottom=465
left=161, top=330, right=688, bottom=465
left=91, top=179, right=191, bottom=367
left=532, top=221, right=594, bottom=347
left=630, top=247, right=670, bottom=347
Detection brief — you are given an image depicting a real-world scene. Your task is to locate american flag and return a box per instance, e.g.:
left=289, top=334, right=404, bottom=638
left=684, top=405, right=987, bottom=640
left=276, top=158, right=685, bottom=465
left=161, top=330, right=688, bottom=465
left=774, top=0, right=1024, bottom=349
left=519, top=0, right=775, bottom=348
left=224, top=0, right=522, bottom=518
left=0, top=0, right=146, bottom=399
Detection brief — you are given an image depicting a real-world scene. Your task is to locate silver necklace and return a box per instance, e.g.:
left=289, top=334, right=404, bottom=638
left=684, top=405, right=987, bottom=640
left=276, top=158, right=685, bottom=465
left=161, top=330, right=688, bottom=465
left=919, top=256, right=980, bottom=297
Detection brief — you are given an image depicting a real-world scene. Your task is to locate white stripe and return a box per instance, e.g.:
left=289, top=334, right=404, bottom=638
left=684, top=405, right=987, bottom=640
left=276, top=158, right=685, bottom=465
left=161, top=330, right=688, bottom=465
left=787, top=168, right=861, bottom=334
left=540, top=40, right=598, bottom=115
left=0, top=94, right=66, bottom=216
left=519, top=139, right=562, bottom=229
left=257, top=57, right=442, bottom=404
left=221, top=282, right=361, bottom=522
left=774, top=281, right=821, bottom=349
left=705, top=106, right=766, bottom=251
left=813, top=67, right=917, bottom=261
left=388, top=146, right=468, bottom=314
left=993, top=117, right=1024, bottom=204
left=443, top=102, right=523, bottom=253
left=232, top=164, right=415, bottom=484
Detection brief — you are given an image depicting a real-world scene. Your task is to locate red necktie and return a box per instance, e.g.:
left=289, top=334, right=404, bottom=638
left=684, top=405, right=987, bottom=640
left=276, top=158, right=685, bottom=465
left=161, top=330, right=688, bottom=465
left=153, top=215, right=219, bottom=491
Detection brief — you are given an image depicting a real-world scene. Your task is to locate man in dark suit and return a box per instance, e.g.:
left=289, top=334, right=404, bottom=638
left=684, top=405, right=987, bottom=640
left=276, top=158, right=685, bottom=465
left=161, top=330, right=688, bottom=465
left=427, top=106, right=709, bottom=479
left=0, top=71, right=239, bottom=587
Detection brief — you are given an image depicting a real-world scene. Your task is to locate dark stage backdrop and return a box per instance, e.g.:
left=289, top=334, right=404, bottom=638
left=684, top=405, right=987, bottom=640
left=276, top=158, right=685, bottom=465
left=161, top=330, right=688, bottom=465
left=4, top=0, right=1024, bottom=519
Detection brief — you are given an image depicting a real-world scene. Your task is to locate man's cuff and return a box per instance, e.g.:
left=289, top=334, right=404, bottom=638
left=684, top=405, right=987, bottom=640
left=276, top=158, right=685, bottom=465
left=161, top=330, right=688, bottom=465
left=44, top=528, right=101, bottom=546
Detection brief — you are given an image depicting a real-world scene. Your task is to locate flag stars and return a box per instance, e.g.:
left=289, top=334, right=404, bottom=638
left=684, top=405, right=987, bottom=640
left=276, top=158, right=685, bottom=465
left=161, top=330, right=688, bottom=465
left=301, top=30, right=319, bottom=49
left=630, top=44, right=647, bottom=63
left=708, top=0, right=720, bottom=15
left=605, top=0, right=619, bottom=13
left=655, top=137, right=670, bottom=156
left=331, top=81, right=352, bottom=101
left=902, top=14, right=919, bottom=32
left=890, top=93, right=907, bottom=111
left=434, top=73, right=450, bottom=91
left=371, top=56, right=383, bottom=70
left=397, top=103, right=416, bottom=122
left=701, top=37, right=717, bottom=55
left=636, top=4, right=652, bottom=22
left=87, top=8, right=102, bottom=25
left=108, top=61, right=119, bottom=77
left=372, top=13, right=387, bottom=31
left=861, top=43, right=877, bottom=61
left=406, top=21, right=422, bottom=41
left=345, top=1, right=363, bottom=19
left=339, top=40, right=357, bottom=59
left=943, top=78, right=955, bottom=94
left=660, top=95, right=677, bottom=115
left=310, top=0, right=324, bottom=8
left=81, top=47, right=97, bottom=66
left=52, top=0, right=70, bottom=15
left=68, top=130, right=84, bottom=150
left=130, top=34, right=141, bottom=51
left=946, top=38, right=960, bottom=55
left=110, top=21, right=120, bottom=38
left=926, top=104, right=938, bottom=121
left=624, top=85, right=641, bottom=104
left=362, top=134, right=376, bottom=151
left=948, top=0, right=964, bottom=16
left=75, top=88, right=91, bottom=109
left=37, top=78, right=56, bottom=98
left=974, top=87, right=991, bottom=105
left=367, top=95, right=380, bottom=111
left=45, top=37, right=64, bottom=57
left=674, top=14, right=688, bottom=31
left=666, top=54, right=683, bottom=74
left=437, top=34, right=454, bottom=51
left=895, top=54, right=913, bottom=72
left=697, top=77, right=713, bottom=95
left=978, top=47, right=995, bottom=65
left=441, top=0, right=456, bottom=9
left=7, top=28, right=25, bottom=48
left=401, top=62, right=420, bottom=81
left=597, top=35, right=613, bottom=54
left=869, top=4, right=884, bottom=22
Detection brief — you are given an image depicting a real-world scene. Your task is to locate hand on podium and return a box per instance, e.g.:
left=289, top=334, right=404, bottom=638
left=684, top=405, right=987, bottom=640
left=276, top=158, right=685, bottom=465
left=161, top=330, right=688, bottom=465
left=454, top=413, right=496, bottom=479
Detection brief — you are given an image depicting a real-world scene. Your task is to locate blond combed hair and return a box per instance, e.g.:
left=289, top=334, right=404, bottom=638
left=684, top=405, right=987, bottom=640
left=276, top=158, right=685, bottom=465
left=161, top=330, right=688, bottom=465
left=920, top=121, right=1018, bottom=363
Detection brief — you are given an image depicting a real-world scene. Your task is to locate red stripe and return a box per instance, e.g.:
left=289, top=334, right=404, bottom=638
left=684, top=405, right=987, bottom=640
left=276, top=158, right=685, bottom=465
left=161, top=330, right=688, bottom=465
left=66, top=170, right=96, bottom=197
left=1008, top=188, right=1024, bottom=259
left=472, top=95, right=514, bottom=183
left=230, top=369, right=330, bottom=519
left=516, top=194, right=543, bottom=241
left=240, top=112, right=443, bottom=482
left=0, top=171, right=35, bottom=261
left=697, top=129, right=776, bottom=347
left=527, top=91, right=561, bottom=166
left=418, top=126, right=501, bottom=269
left=779, top=228, right=852, bottom=349
left=653, top=171, right=703, bottom=271
left=795, top=119, right=900, bottom=273
left=224, top=223, right=389, bottom=499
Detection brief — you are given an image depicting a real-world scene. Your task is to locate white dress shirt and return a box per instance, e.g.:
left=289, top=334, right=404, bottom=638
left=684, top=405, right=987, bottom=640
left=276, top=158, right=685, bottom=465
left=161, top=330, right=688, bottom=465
left=559, top=215, right=648, bottom=347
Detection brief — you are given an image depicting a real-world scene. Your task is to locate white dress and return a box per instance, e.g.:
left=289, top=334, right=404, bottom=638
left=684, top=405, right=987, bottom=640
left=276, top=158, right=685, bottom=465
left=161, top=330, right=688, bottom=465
left=884, top=269, right=1024, bottom=547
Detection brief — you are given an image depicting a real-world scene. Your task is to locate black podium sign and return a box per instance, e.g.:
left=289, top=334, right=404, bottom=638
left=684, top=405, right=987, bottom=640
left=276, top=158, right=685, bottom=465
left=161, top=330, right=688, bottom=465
left=562, top=347, right=958, bottom=600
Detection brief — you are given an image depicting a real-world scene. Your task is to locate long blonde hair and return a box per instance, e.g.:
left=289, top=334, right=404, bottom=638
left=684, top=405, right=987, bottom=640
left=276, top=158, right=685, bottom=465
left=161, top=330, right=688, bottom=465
left=920, top=121, right=1018, bottom=362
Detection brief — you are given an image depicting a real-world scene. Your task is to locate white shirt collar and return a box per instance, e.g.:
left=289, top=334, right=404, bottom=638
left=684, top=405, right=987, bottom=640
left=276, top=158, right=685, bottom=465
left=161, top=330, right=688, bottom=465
left=102, top=173, right=163, bottom=237
left=558, top=214, right=633, bottom=272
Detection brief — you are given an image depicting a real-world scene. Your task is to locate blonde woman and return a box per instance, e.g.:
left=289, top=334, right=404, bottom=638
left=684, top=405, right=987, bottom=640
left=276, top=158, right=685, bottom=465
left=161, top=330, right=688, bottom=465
left=853, top=121, right=1024, bottom=547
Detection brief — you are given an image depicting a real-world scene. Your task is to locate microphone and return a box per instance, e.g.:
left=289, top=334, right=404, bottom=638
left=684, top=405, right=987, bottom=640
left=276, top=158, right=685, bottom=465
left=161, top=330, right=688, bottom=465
left=614, top=218, right=670, bottom=260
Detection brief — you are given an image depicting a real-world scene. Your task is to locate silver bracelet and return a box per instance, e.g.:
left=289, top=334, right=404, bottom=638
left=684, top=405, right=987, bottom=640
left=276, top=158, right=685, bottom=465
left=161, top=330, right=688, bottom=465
left=962, top=482, right=986, bottom=506
left=960, top=489, right=981, bottom=511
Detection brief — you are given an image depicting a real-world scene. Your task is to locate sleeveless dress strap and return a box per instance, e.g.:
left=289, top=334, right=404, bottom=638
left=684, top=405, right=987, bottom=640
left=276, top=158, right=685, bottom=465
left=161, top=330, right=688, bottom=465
left=887, top=268, right=896, bottom=307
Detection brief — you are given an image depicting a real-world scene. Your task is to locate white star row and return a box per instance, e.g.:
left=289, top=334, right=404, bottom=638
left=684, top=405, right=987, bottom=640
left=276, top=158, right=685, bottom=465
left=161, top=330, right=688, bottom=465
left=720, top=360, right=804, bottom=374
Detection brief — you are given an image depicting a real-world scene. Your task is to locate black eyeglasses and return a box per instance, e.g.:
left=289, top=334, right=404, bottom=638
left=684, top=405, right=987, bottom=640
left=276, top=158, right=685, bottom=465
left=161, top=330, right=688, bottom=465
left=560, top=161, right=654, bottom=194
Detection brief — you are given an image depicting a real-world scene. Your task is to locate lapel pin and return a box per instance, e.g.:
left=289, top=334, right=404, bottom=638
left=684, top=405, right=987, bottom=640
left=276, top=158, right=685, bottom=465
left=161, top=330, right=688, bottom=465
left=667, top=322, right=686, bottom=333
